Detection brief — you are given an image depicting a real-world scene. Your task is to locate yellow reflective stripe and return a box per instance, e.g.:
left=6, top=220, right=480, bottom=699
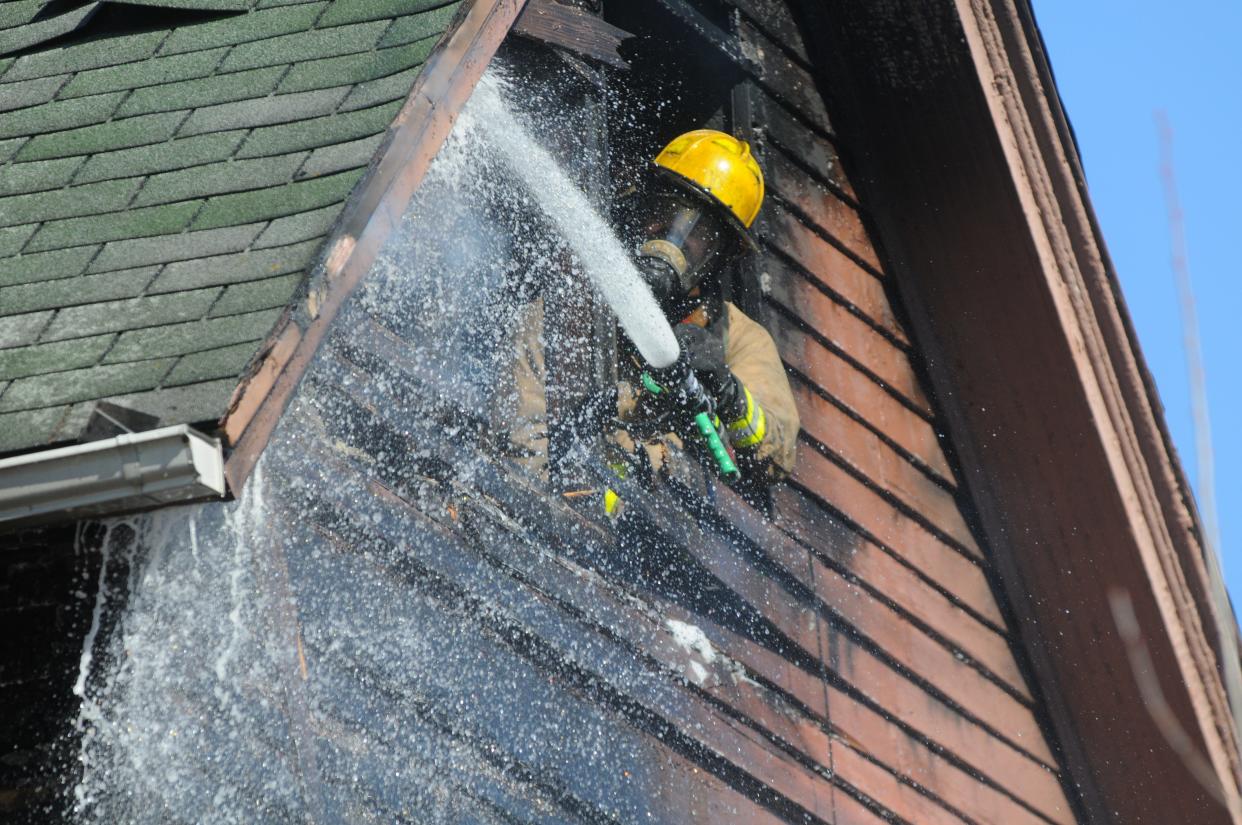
left=727, top=386, right=766, bottom=449
left=736, top=403, right=766, bottom=448
left=727, top=386, right=756, bottom=431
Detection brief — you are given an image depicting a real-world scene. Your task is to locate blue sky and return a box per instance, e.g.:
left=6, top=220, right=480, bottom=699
left=1033, top=2, right=1241, bottom=610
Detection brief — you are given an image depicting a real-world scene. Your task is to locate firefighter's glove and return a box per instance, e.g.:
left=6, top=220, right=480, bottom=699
left=632, top=356, right=706, bottom=443
left=673, top=323, right=767, bottom=454
left=673, top=323, right=746, bottom=422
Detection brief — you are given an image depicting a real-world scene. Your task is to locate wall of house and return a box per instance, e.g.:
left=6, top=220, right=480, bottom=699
left=2, top=2, right=1092, bottom=823
left=725, top=3, right=1083, bottom=820
left=722, top=0, right=1083, bottom=822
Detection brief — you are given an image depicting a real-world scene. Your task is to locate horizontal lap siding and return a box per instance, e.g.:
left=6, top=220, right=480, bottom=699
left=298, top=298, right=1062, bottom=824
left=722, top=0, right=1080, bottom=822
left=91, top=5, right=1078, bottom=824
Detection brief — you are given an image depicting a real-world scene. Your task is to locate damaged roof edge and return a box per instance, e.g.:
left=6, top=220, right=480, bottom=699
left=979, top=0, right=1242, bottom=809
left=1012, top=0, right=1242, bottom=744
left=218, top=0, right=529, bottom=494
left=792, top=0, right=1242, bottom=820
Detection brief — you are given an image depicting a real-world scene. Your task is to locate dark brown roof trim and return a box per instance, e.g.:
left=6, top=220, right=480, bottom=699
left=511, top=0, right=632, bottom=69
left=219, top=0, right=528, bottom=493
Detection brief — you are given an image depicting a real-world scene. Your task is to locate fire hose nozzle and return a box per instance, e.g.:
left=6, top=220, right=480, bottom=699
left=640, top=364, right=740, bottom=481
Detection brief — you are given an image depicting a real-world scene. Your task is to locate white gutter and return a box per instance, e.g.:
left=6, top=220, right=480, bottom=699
left=0, top=425, right=226, bottom=527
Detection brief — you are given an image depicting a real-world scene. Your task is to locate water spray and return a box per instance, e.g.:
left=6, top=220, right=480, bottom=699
left=469, top=76, right=680, bottom=370
left=469, top=73, right=738, bottom=480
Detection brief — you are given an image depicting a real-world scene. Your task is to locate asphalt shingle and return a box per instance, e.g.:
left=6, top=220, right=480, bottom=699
left=294, top=133, right=382, bottom=179
left=158, top=3, right=328, bottom=55
left=26, top=201, right=202, bottom=253
left=337, top=66, right=420, bottom=112
left=123, top=0, right=251, bottom=10
left=235, top=99, right=400, bottom=158
left=57, top=47, right=230, bottom=99
left=189, top=167, right=364, bottom=230
left=0, top=266, right=159, bottom=315
left=217, top=20, right=389, bottom=74
left=16, top=110, right=187, bottom=162
left=0, top=156, right=86, bottom=196
left=0, top=91, right=126, bottom=139
left=147, top=238, right=321, bottom=293
left=0, top=0, right=464, bottom=453
left=72, top=130, right=249, bottom=184
left=73, top=376, right=241, bottom=430
left=3, top=31, right=165, bottom=83
left=275, top=44, right=419, bottom=95
left=319, top=0, right=457, bottom=27
left=0, top=74, right=69, bottom=114
left=0, top=246, right=99, bottom=288
left=115, top=65, right=288, bottom=119
left=0, top=224, right=37, bottom=257
left=378, top=5, right=459, bottom=48
left=0, top=177, right=140, bottom=228
left=177, top=85, right=351, bottom=136
left=130, top=153, right=309, bottom=208
left=41, top=287, right=223, bottom=342
left=106, top=308, right=283, bottom=362
left=0, top=311, right=53, bottom=350
left=0, top=5, right=96, bottom=61
left=88, top=223, right=265, bottom=273
left=0, top=137, right=27, bottom=163
left=252, top=203, right=339, bottom=248
left=209, top=272, right=301, bottom=316
left=0, top=2, right=42, bottom=32
left=0, top=358, right=177, bottom=413
left=0, top=406, right=67, bottom=451
left=163, top=340, right=260, bottom=386
left=0, top=334, right=116, bottom=382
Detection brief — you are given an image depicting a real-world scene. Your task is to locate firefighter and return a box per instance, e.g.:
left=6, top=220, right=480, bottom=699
left=502, top=129, right=799, bottom=485
left=619, top=129, right=798, bottom=479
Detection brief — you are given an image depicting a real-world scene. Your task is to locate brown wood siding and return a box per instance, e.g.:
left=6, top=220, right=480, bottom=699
left=721, top=0, right=1083, bottom=821
left=23, top=4, right=1096, bottom=822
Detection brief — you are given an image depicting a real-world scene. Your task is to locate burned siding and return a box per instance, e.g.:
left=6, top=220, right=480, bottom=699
left=68, top=105, right=931, bottom=820
left=680, top=0, right=1084, bottom=821
left=73, top=22, right=1078, bottom=823
left=13, top=2, right=1092, bottom=823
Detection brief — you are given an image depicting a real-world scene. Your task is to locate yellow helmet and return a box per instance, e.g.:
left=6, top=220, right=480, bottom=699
left=653, top=129, right=765, bottom=229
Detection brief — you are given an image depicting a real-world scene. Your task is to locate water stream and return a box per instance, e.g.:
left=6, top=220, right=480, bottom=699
left=468, top=75, right=680, bottom=370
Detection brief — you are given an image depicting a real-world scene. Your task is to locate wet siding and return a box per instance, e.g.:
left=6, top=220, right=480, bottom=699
left=722, top=0, right=1080, bottom=822
left=206, top=28, right=1085, bottom=812
left=47, top=4, right=1085, bottom=824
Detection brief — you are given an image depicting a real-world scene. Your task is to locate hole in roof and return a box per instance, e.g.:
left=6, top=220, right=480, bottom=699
left=6, top=1, right=246, bottom=57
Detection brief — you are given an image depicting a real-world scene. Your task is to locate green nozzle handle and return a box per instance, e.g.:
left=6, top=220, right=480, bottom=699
left=643, top=371, right=740, bottom=481
left=695, top=411, right=740, bottom=480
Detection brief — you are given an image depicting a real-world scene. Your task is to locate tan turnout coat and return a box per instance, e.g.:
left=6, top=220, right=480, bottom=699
left=502, top=299, right=800, bottom=479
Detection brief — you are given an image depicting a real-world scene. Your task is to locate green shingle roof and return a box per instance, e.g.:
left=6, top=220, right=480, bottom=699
left=0, top=0, right=463, bottom=453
